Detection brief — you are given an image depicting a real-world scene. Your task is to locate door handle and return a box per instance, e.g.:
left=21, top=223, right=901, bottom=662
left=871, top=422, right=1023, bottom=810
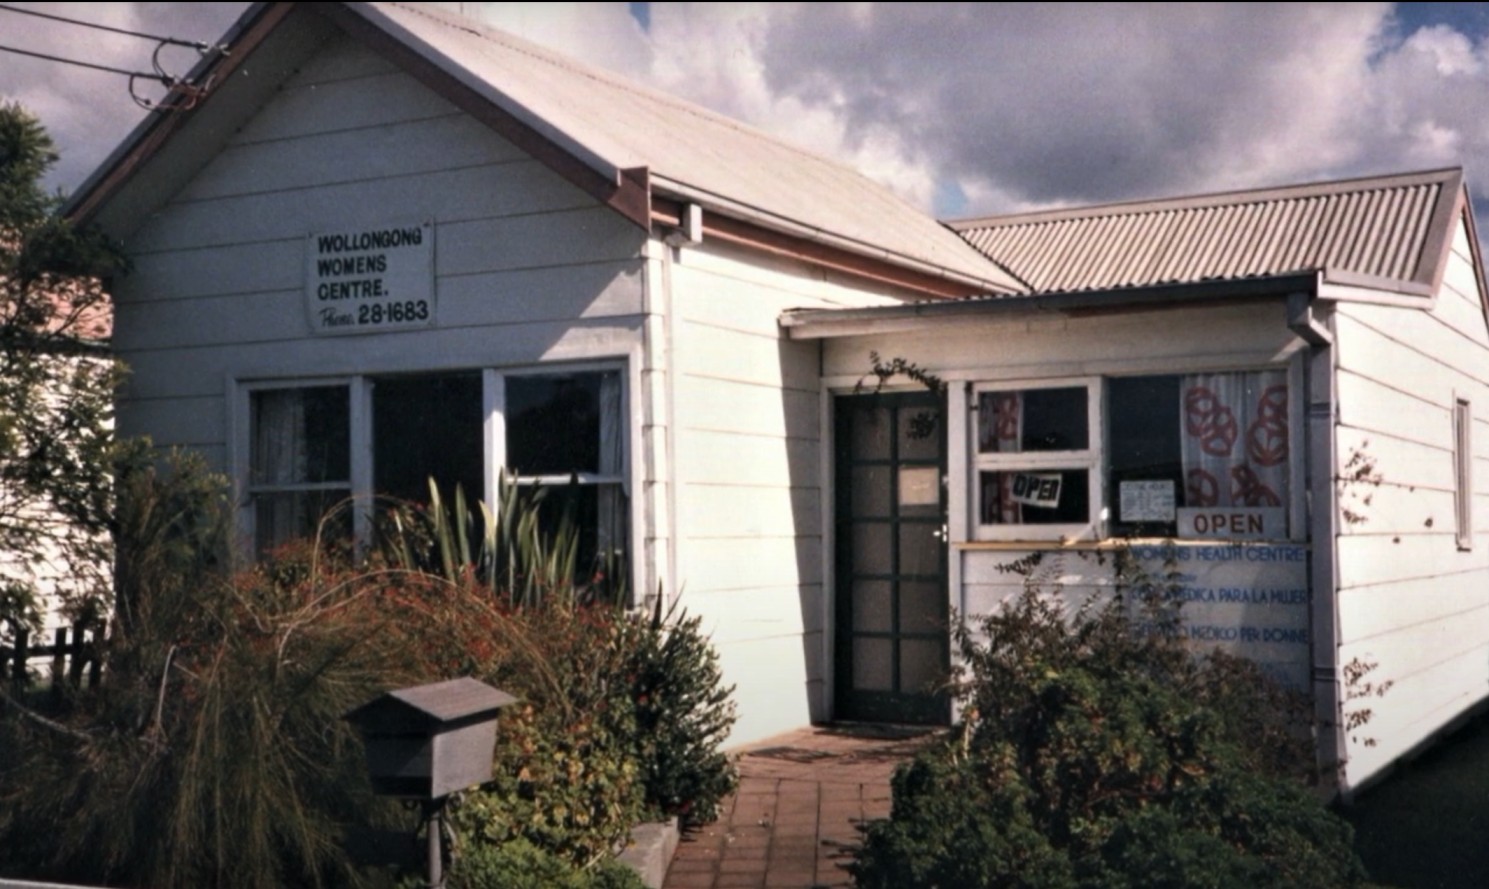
left=933, top=524, right=948, bottom=542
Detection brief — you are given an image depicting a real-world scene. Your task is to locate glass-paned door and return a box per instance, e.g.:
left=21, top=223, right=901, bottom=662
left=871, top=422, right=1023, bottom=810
left=834, top=391, right=950, bottom=724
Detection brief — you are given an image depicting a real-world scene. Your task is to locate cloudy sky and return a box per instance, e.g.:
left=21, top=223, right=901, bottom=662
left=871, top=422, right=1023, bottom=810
left=4, top=2, right=1489, bottom=221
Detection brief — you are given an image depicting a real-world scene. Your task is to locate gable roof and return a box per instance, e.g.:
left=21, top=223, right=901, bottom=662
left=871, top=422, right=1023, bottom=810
left=950, top=167, right=1468, bottom=297
left=68, top=2, right=1022, bottom=297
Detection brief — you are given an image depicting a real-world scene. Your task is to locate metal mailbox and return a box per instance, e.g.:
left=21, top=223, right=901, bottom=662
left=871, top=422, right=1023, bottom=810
left=345, top=677, right=518, bottom=800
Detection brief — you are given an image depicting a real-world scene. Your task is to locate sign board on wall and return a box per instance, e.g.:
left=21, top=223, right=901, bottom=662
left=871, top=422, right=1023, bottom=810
left=1128, top=542, right=1310, bottom=690
left=306, top=222, right=435, bottom=335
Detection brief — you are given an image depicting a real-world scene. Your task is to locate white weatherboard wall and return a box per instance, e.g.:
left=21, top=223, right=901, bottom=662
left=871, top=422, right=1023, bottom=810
left=665, top=239, right=911, bottom=746
left=1330, top=218, right=1489, bottom=785
left=112, top=36, right=649, bottom=489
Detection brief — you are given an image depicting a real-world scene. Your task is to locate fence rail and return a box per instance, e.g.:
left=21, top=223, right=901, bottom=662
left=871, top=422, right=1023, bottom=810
left=0, top=624, right=105, bottom=691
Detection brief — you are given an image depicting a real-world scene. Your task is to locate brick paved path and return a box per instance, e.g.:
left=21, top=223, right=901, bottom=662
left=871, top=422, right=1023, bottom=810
left=661, top=724, right=939, bottom=889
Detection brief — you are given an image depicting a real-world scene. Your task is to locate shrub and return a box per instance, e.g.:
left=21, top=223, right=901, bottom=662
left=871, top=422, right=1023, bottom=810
left=450, top=602, right=645, bottom=868
left=852, top=582, right=1366, bottom=889
left=445, top=837, right=645, bottom=889
left=627, top=597, right=738, bottom=824
left=1, top=470, right=739, bottom=887
left=0, top=458, right=423, bottom=888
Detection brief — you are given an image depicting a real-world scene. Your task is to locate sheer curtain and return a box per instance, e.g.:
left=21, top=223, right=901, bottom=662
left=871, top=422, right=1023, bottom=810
left=1180, top=371, right=1287, bottom=508
left=252, top=390, right=309, bottom=549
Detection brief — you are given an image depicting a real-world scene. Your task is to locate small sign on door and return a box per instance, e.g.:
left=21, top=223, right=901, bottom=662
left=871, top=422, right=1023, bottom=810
left=899, top=467, right=940, bottom=506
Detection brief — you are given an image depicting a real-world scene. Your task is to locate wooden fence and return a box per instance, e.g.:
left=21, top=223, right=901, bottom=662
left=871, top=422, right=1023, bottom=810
left=0, top=623, right=105, bottom=691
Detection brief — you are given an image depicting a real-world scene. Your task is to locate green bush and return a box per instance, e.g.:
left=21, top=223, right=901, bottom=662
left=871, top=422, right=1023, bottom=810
left=852, top=581, right=1366, bottom=889
left=450, top=602, right=645, bottom=868
left=1, top=469, right=740, bottom=887
left=628, top=597, right=738, bottom=825
left=446, top=837, right=645, bottom=889
left=0, top=457, right=418, bottom=888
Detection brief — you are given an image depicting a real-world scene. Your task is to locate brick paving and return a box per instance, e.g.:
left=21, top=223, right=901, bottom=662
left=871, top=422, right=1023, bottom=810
left=662, top=724, right=940, bottom=889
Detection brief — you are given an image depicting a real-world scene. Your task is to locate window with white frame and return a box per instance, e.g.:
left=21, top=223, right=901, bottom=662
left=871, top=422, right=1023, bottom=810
left=1455, top=397, right=1472, bottom=551
left=244, top=367, right=628, bottom=572
left=249, top=385, right=352, bottom=550
left=972, top=370, right=1291, bottom=541
left=504, top=370, right=628, bottom=573
left=973, top=382, right=1099, bottom=539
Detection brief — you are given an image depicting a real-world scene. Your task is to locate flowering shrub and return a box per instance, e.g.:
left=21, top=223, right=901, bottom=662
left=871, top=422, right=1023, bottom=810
left=0, top=467, right=738, bottom=888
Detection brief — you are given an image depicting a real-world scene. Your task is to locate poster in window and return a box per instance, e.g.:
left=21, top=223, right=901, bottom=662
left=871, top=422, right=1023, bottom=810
left=1009, top=472, right=1062, bottom=508
left=1119, top=480, right=1176, bottom=522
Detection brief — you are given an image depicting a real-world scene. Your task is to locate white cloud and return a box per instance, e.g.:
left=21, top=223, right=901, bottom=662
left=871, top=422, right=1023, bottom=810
left=12, top=2, right=1489, bottom=223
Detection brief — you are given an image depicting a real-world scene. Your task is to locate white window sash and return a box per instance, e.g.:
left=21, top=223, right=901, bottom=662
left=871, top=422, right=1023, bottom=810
left=969, top=377, right=1102, bottom=541
left=241, top=362, right=630, bottom=556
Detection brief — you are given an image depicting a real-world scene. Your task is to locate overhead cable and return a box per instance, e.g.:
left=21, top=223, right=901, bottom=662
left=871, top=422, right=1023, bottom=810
left=0, top=3, right=219, bottom=50
left=0, top=5, right=226, bottom=112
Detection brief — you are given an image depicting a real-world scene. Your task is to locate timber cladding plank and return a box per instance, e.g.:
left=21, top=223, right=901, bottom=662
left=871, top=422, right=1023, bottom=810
left=132, top=167, right=601, bottom=255
left=1338, top=574, right=1489, bottom=645
left=185, top=114, right=522, bottom=202
left=676, top=376, right=819, bottom=440
left=118, top=317, right=645, bottom=398
left=678, top=484, right=821, bottom=541
left=232, top=68, right=461, bottom=145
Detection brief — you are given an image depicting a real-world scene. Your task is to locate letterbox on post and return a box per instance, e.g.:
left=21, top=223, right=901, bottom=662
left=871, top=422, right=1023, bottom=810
left=345, top=677, right=517, bottom=800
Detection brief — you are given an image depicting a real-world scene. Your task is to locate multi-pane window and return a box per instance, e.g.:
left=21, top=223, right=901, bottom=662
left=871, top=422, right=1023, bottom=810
left=505, top=370, right=628, bottom=573
left=249, top=385, right=351, bottom=551
left=972, top=370, right=1292, bottom=541
left=245, top=367, right=627, bottom=569
left=973, top=384, right=1096, bottom=537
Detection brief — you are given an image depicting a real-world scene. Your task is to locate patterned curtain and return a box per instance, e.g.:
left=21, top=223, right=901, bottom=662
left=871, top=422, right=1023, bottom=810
left=979, top=391, right=1024, bottom=523
left=1180, top=371, right=1288, bottom=508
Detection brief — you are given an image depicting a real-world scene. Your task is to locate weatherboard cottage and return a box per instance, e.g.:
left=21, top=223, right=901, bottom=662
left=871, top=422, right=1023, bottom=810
left=69, top=1, right=1489, bottom=795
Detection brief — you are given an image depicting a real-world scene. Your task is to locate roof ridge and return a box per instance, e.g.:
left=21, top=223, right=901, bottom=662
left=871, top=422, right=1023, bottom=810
left=948, top=166, right=1463, bottom=231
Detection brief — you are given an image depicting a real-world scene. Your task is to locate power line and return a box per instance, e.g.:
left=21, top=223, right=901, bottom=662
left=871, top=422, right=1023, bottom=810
left=0, top=3, right=218, bottom=51
left=0, top=43, right=160, bottom=80
left=0, top=5, right=226, bottom=112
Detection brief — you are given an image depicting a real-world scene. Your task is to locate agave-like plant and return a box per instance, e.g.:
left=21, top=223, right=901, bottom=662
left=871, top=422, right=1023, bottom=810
left=377, top=474, right=623, bottom=610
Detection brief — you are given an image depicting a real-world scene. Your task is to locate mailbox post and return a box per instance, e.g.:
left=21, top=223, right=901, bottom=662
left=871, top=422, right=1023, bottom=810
left=346, top=677, right=517, bottom=888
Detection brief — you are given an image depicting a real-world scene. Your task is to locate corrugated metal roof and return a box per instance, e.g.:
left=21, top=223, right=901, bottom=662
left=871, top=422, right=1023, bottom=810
left=354, top=3, right=1024, bottom=294
left=951, top=168, right=1464, bottom=294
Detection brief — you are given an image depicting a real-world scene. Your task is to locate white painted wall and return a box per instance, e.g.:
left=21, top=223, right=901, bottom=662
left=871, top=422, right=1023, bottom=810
left=107, top=29, right=936, bottom=750
left=111, top=35, right=649, bottom=503
left=1330, top=218, right=1489, bottom=786
left=664, top=238, right=912, bottom=746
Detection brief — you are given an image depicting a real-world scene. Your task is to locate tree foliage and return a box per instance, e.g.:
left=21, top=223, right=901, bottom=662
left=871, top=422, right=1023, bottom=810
left=0, top=102, right=127, bottom=638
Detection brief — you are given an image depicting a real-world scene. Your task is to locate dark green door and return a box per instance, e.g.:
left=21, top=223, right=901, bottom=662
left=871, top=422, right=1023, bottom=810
left=834, top=391, right=950, bottom=724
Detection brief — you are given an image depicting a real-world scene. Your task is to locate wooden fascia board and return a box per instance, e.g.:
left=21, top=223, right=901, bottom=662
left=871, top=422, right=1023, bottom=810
left=651, top=197, right=978, bottom=300
left=1457, top=187, right=1489, bottom=344
left=67, top=2, right=295, bottom=227
left=317, top=4, right=651, bottom=230
left=1417, top=168, right=1465, bottom=292
left=783, top=276, right=1314, bottom=339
